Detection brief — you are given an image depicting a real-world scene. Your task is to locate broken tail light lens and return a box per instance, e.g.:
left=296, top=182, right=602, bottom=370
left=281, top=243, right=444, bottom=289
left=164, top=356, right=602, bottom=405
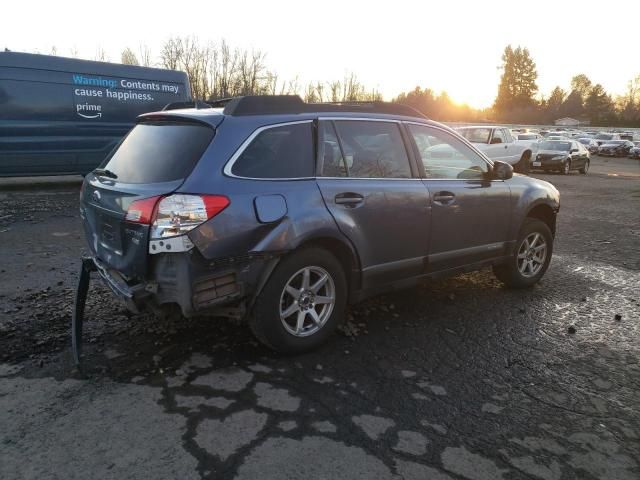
left=149, top=194, right=229, bottom=239
left=125, top=196, right=161, bottom=224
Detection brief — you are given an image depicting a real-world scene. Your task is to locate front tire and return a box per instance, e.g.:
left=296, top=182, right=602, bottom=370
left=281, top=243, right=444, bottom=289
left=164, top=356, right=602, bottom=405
left=561, top=159, right=571, bottom=175
left=579, top=160, right=589, bottom=174
left=249, top=248, right=347, bottom=353
left=493, top=218, right=553, bottom=289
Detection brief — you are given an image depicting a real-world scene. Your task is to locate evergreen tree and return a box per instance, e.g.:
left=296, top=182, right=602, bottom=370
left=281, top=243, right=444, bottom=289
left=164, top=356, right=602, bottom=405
left=559, top=90, right=584, bottom=119
left=570, top=74, right=592, bottom=102
left=494, top=45, right=538, bottom=119
left=545, top=86, right=566, bottom=121
left=585, top=84, right=615, bottom=125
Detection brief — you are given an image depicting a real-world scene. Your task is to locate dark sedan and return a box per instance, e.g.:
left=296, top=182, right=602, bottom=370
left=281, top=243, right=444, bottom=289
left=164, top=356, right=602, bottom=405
left=598, top=140, right=635, bottom=157
left=629, top=141, right=640, bottom=159
left=531, top=140, right=590, bottom=175
left=577, top=137, right=599, bottom=154
left=594, top=133, right=620, bottom=146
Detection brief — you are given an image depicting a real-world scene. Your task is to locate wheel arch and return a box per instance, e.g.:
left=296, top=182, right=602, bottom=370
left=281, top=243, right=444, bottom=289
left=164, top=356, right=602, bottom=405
left=295, top=234, right=362, bottom=299
left=525, top=203, right=557, bottom=236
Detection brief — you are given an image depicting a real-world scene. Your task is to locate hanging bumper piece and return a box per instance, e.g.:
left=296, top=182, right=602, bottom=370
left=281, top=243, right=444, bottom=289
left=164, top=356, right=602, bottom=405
left=71, top=257, right=96, bottom=365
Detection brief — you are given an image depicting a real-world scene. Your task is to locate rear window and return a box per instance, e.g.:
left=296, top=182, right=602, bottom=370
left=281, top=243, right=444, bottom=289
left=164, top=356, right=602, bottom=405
left=458, top=128, right=491, bottom=144
left=231, top=122, right=314, bottom=178
left=539, top=141, right=571, bottom=151
left=101, top=122, right=213, bottom=183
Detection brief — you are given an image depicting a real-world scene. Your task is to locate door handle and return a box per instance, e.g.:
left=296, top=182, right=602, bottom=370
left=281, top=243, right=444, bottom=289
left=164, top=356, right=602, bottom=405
left=433, top=191, right=455, bottom=205
left=335, top=192, right=364, bottom=206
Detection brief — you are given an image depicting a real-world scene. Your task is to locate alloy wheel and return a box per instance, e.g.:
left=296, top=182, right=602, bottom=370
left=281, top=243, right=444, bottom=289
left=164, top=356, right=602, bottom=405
left=279, top=266, right=336, bottom=337
left=517, top=232, right=547, bottom=278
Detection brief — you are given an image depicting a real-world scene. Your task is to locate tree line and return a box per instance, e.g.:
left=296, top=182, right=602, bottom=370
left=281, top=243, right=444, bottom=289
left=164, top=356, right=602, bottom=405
left=395, top=46, right=640, bottom=127
left=33, top=40, right=640, bottom=127
left=489, top=45, right=640, bottom=127
left=119, top=37, right=382, bottom=104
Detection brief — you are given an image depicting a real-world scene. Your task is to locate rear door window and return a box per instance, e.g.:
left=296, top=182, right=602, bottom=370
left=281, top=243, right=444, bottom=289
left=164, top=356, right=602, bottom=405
left=101, top=121, right=213, bottom=183
left=231, top=122, right=314, bottom=178
left=319, top=122, right=348, bottom=177
left=332, top=120, right=412, bottom=178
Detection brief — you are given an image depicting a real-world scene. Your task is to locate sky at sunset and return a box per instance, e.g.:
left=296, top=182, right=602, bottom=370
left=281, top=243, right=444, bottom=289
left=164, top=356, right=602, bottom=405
left=3, top=0, right=638, bottom=108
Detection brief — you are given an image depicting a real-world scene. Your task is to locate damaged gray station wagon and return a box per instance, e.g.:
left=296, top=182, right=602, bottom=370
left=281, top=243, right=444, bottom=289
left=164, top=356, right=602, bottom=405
left=76, top=95, right=560, bottom=356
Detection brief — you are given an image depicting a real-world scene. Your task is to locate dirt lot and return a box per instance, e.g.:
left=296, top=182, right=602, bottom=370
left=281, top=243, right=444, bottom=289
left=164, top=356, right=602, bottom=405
left=1, top=157, right=639, bottom=480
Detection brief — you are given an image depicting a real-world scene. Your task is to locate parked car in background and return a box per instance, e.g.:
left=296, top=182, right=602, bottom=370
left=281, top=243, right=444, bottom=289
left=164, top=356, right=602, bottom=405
left=594, top=132, right=621, bottom=146
left=515, top=132, right=542, bottom=161
left=532, top=140, right=589, bottom=174
left=77, top=96, right=560, bottom=353
left=516, top=133, right=542, bottom=142
left=598, top=140, right=635, bottom=157
left=577, top=137, right=599, bottom=154
left=456, top=126, right=533, bottom=173
left=629, top=141, right=640, bottom=159
left=547, top=135, right=570, bottom=141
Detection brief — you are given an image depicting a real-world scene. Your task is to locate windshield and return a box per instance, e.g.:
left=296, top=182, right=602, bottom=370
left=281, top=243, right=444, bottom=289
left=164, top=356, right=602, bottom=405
left=539, top=141, right=571, bottom=151
left=578, top=138, right=591, bottom=145
left=604, top=140, right=626, bottom=145
left=100, top=122, right=214, bottom=183
left=595, top=133, right=614, bottom=140
left=458, top=128, right=491, bottom=143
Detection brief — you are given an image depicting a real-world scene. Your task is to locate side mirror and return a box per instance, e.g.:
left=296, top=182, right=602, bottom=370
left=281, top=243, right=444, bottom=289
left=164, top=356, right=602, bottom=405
left=492, top=160, right=513, bottom=180
left=490, top=137, right=503, bottom=144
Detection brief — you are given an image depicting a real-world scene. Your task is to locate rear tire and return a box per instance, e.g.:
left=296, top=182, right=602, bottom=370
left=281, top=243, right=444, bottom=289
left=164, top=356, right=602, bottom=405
left=561, top=160, right=571, bottom=175
left=579, top=160, right=589, bottom=174
left=493, top=218, right=553, bottom=289
left=515, top=152, right=531, bottom=174
left=249, top=248, right=347, bottom=353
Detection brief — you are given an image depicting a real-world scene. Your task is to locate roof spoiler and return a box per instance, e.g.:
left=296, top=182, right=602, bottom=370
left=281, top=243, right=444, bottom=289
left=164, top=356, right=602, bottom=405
left=162, top=100, right=214, bottom=111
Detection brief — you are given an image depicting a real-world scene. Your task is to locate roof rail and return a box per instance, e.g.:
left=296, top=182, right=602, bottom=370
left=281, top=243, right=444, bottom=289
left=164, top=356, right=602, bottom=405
left=162, top=100, right=213, bottom=111
left=221, top=95, right=428, bottom=119
left=207, top=97, right=238, bottom=108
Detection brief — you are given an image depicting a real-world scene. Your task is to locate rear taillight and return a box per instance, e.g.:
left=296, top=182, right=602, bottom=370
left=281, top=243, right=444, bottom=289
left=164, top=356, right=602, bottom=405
left=125, top=196, right=161, bottom=224
left=148, top=194, right=229, bottom=239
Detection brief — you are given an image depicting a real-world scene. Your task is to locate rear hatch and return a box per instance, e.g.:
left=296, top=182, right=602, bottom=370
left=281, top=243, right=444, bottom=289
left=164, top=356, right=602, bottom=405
left=80, top=118, right=216, bottom=280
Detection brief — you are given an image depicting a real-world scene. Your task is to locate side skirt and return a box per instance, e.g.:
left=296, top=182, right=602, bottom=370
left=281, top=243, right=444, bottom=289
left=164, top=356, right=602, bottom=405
left=350, top=255, right=511, bottom=304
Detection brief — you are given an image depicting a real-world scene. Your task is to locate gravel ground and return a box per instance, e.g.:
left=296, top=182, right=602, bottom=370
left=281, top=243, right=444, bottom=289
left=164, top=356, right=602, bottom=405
left=0, top=157, right=639, bottom=480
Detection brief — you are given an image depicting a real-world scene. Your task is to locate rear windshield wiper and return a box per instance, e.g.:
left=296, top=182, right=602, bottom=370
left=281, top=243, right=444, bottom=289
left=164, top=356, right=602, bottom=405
left=93, top=168, right=118, bottom=179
